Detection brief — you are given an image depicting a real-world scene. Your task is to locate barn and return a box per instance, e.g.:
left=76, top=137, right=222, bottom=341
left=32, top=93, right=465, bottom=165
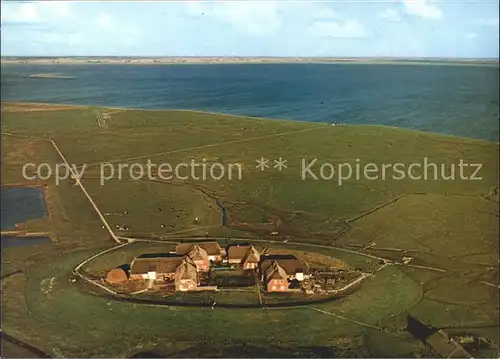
left=129, top=253, right=186, bottom=281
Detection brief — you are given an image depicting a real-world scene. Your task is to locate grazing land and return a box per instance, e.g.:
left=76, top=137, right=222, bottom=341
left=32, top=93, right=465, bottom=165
left=1, top=102, right=498, bottom=357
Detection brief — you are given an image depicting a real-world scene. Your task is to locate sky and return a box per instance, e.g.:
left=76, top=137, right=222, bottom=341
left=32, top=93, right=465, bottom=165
left=1, top=0, right=499, bottom=58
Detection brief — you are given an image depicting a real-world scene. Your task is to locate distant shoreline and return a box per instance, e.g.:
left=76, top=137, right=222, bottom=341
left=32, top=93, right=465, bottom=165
left=1, top=57, right=498, bottom=67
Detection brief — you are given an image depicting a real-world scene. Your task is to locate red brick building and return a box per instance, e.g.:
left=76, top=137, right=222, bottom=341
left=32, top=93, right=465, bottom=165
left=242, top=246, right=260, bottom=270
left=264, top=261, right=289, bottom=292
left=174, top=259, right=199, bottom=291
left=186, top=244, right=210, bottom=272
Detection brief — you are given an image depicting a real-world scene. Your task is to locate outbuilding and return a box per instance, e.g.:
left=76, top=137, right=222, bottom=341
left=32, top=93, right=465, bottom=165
left=105, top=268, right=128, bottom=284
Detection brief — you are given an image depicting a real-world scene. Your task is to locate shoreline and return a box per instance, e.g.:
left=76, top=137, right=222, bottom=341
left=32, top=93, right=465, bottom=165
left=2, top=101, right=498, bottom=144
left=1, top=58, right=499, bottom=67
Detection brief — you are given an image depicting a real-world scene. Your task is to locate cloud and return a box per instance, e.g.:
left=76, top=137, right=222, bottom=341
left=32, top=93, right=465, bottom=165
left=466, top=32, right=478, bottom=40
left=182, top=1, right=371, bottom=42
left=311, top=7, right=340, bottom=21
left=472, top=17, right=499, bottom=27
left=95, top=14, right=113, bottom=29
left=45, top=2, right=71, bottom=18
left=215, top=2, right=282, bottom=35
left=1, top=1, right=73, bottom=26
left=402, top=0, right=443, bottom=20
left=307, top=19, right=367, bottom=39
left=184, top=1, right=282, bottom=35
left=378, top=8, right=402, bottom=22
left=1, top=2, right=40, bottom=24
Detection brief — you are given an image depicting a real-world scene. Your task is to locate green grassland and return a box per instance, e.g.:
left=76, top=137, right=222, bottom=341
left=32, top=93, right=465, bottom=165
left=2, top=249, right=424, bottom=357
left=3, top=107, right=497, bottom=240
left=337, top=193, right=499, bottom=263
left=1, top=104, right=498, bottom=357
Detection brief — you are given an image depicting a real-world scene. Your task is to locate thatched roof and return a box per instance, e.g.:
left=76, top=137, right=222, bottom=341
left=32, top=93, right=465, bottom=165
left=187, top=244, right=209, bottom=262
left=130, top=253, right=185, bottom=275
left=242, top=246, right=260, bottom=264
left=265, top=261, right=288, bottom=281
left=176, top=241, right=223, bottom=256
left=175, top=259, right=198, bottom=282
left=228, top=244, right=253, bottom=261
left=260, top=255, right=309, bottom=276
left=106, top=268, right=128, bottom=284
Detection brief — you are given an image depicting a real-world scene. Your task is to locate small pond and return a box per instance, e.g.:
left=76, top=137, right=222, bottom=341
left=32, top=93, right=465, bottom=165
left=1, top=186, right=47, bottom=230
left=1, top=236, right=51, bottom=248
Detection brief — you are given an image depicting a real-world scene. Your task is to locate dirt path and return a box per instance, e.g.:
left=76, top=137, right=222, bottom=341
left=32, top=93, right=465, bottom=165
left=48, top=139, right=120, bottom=244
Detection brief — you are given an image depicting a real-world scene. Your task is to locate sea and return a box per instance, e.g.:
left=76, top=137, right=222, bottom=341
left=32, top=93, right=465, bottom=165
left=1, top=63, right=499, bottom=141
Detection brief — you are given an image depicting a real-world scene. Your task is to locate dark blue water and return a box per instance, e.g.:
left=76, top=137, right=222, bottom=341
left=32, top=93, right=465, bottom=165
left=1, top=236, right=51, bottom=248
left=1, top=63, right=498, bottom=140
left=0, top=187, right=47, bottom=230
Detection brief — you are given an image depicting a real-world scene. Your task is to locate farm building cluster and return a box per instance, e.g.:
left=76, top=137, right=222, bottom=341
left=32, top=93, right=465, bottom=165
left=105, top=241, right=313, bottom=293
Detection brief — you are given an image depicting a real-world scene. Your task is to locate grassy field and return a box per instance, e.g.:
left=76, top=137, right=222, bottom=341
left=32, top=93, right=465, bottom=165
left=2, top=106, right=497, bottom=241
left=1, top=103, right=498, bottom=357
left=337, top=193, right=499, bottom=263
